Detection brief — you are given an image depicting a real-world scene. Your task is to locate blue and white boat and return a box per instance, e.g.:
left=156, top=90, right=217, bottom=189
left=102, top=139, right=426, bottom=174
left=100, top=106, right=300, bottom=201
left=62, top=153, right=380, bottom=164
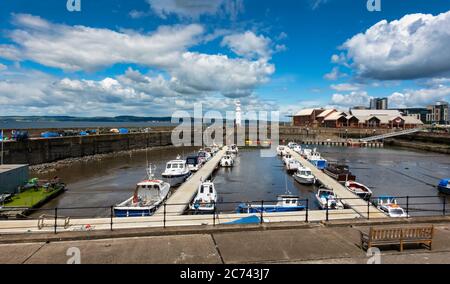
left=162, top=157, right=192, bottom=187
left=114, top=166, right=171, bottom=217
left=235, top=195, right=305, bottom=213
left=372, top=196, right=408, bottom=218
left=438, top=179, right=450, bottom=195
left=308, top=152, right=328, bottom=170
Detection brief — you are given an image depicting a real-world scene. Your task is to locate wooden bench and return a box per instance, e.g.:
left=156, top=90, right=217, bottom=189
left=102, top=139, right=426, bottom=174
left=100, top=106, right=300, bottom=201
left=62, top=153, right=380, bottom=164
left=361, top=226, right=434, bottom=252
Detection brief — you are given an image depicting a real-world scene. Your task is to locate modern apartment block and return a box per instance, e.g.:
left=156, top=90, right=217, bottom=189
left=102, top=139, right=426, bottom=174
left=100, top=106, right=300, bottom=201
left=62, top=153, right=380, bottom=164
left=426, top=101, right=449, bottom=125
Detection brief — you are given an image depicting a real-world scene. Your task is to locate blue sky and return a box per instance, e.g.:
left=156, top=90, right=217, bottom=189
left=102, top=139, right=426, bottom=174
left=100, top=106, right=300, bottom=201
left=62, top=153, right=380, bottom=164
left=0, top=0, right=449, bottom=118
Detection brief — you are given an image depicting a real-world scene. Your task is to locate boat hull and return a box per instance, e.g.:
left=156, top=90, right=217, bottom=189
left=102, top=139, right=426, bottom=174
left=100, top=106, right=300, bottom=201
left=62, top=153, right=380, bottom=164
left=293, top=174, right=315, bottom=185
left=309, top=159, right=327, bottom=170
left=114, top=208, right=156, bottom=218
left=162, top=172, right=191, bottom=187
left=438, top=185, right=450, bottom=195
left=324, top=169, right=356, bottom=183
left=236, top=205, right=305, bottom=214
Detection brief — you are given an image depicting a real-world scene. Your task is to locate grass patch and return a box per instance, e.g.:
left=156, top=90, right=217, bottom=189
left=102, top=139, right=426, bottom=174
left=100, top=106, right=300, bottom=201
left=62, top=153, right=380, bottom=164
left=3, top=188, right=58, bottom=208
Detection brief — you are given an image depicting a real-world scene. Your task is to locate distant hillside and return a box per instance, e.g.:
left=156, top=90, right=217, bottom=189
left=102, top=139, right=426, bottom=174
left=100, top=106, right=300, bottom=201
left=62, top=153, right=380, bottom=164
left=0, top=116, right=173, bottom=122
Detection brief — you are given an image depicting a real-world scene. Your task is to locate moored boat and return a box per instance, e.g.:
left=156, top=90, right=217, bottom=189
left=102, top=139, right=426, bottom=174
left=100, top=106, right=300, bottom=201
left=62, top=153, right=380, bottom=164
left=372, top=196, right=408, bottom=218
left=293, top=145, right=302, bottom=153
left=293, top=166, right=315, bottom=185
left=198, top=150, right=212, bottom=164
left=308, top=152, right=328, bottom=170
left=286, top=159, right=301, bottom=172
left=324, top=163, right=356, bottom=183
left=438, top=179, right=450, bottom=194
left=186, top=155, right=203, bottom=172
left=315, top=188, right=344, bottom=210
left=282, top=153, right=293, bottom=165
left=229, top=144, right=239, bottom=154
left=220, top=155, right=234, bottom=167
left=344, top=181, right=373, bottom=200
left=276, top=145, right=287, bottom=156
left=114, top=166, right=171, bottom=217
left=235, top=195, right=305, bottom=213
left=189, top=180, right=218, bottom=212
left=161, top=157, right=192, bottom=187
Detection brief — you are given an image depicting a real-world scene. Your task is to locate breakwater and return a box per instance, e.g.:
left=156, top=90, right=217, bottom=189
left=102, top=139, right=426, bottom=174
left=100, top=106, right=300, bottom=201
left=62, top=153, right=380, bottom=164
left=2, top=132, right=173, bottom=165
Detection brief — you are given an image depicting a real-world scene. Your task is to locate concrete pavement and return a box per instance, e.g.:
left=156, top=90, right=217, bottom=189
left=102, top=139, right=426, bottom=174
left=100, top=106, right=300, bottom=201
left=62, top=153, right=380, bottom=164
left=2, top=221, right=450, bottom=264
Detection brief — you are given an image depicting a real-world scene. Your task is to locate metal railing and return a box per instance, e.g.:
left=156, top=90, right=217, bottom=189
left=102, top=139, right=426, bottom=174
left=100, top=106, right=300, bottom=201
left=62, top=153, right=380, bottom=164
left=0, top=195, right=449, bottom=234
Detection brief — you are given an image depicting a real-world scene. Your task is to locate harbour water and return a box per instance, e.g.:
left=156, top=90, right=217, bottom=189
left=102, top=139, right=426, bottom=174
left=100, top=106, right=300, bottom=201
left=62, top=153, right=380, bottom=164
left=32, top=145, right=450, bottom=218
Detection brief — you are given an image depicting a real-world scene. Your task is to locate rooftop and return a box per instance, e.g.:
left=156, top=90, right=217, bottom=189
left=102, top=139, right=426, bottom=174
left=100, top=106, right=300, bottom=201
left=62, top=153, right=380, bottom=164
left=0, top=164, right=29, bottom=174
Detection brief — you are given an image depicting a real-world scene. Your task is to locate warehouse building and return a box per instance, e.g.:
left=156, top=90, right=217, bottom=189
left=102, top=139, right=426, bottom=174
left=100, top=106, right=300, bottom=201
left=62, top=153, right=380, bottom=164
left=0, top=164, right=29, bottom=194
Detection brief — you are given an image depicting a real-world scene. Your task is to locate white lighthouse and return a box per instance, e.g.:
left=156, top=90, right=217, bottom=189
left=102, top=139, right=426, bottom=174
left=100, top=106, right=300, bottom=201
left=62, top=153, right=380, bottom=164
left=235, top=100, right=242, bottom=127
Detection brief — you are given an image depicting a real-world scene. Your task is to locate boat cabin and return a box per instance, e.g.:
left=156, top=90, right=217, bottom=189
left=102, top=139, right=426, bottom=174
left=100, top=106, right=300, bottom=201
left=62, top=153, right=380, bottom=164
left=186, top=156, right=201, bottom=166
left=276, top=195, right=301, bottom=207
left=134, top=181, right=164, bottom=205
left=165, top=160, right=187, bottom=170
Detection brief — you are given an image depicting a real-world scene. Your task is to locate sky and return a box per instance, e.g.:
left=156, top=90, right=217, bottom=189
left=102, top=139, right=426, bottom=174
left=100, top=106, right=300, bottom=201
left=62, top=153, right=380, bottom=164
left=0, top=0, right=449, bottom=119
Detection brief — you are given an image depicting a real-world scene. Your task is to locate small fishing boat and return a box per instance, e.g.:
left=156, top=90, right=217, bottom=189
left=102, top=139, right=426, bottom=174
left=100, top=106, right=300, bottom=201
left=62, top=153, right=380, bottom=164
left=308, top=152, right=328, bottom=170
left=287, top=142, right=298, bottom=149
left=315, top=188, right=344, bottom=210
left=293, top=145, right=302, bottom=154
left=300, top=148, right=312, bottom=158
left=186, top=155, right=203, bottom=172
left=211, top=144, right=220, bottom=154
left=276, top=145, right=287, bottom=156
left=189, top=180, right=218, bottom=212
left=286, top=159, right=301, bottom=172
left=198, top=150, right=212, bottom=164
left=438, top=179, right=450, bottom=194
left=372, top=196, right=408, bottom=218
left=220, top=155, right=234, bottom=167
left=345, top=181, right=373, bottom=200
left=229, top=144, right=239, bottom=154
left=235, top=195, right=305, bottom=213
left=114, top=166, right=170, bottom=217
left=282, top=153, right=293, bottom=165
left=293, top=166, right=316, bottom=185
left=324, top=163, right=356, bottom=183
left=162, top=157, right=192, bottom=187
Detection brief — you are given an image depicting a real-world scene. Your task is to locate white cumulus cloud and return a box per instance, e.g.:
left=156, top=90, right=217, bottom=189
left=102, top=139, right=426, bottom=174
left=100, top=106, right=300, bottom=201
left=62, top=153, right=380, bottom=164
left=341, top=11, right=450, bottom=80
left=221, top=31, right=273, bottom=59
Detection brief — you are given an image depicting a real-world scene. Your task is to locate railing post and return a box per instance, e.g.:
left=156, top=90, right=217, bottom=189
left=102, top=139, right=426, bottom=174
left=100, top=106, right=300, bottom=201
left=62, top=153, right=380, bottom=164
left=305, top=199, right=309, bottom=223
left=260, top=201, right=264, bottom=224
left=213, top=202, right=216, bottom=227
left=54, top=208, right=58, bottom=234
left=110, top=206, right=113, bottom=231
left=406, top=196, right=409, bottom=218
left=163, top=203, right=167, bottom=229
left=325, top=198, right=329, bottom=222
left=367, top=199, right=370, bottom=220
left=443, top=198, right=447, bottom=216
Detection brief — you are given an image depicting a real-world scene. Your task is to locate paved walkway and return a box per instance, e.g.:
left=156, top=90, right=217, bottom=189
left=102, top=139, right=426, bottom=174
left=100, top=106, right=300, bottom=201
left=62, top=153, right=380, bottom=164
left=2, top=221, right=450, bottom=264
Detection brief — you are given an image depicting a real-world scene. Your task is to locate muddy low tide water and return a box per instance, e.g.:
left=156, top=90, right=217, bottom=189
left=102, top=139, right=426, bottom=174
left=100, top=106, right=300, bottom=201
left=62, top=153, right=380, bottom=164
left=33, top=146, right=450, bottom=218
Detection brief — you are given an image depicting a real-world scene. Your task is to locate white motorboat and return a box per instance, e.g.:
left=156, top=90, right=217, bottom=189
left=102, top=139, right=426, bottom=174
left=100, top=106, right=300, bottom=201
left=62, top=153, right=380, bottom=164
left=220, top=155, right=234, bottom=167
left=276, top=145, right=287, bottom=156
left=162, top=157, right=192, bottom=187
left=211, top=144, right=220, bottom=154
left=282, top=153, right=293, bottom=165
left=236, top=195, right=305, bottom=213
left=287, top=142, right=298, bottom=149
left=286, top=159, right=301, bottom=172
left=300, top=148, right=312, bottom=158
left=198, top=150, right=212, bottom=164
left=114, top=166, right=170, bottom=217
left=315, top=188, right=344, bottom=210
left=308, top=151, right=328, bottom=170
left=189, top=180, right=218, bottom=212
left=229, top=144, right=239, bottom=154
left=345, top=181, right=373, bottom=200
left=186, top=155, right=203, bottom=172
left=293, top=166, right=316, bottom=185
left=293, top=145, right=302, bottom=153
left=373, top=196, right=408, bottom=218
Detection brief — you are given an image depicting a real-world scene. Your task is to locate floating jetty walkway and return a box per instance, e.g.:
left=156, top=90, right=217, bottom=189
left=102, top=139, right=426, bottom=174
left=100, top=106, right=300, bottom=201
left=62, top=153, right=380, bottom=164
left=286, top=149, right=386, bottom=219
left=156, top=146, right=228, bottom=216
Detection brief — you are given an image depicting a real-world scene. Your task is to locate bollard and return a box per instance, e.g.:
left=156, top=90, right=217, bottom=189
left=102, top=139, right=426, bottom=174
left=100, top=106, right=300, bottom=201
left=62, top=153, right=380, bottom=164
left=406, top=196, right=409, bottom=218
left=325, top=199, right=329, bottom=222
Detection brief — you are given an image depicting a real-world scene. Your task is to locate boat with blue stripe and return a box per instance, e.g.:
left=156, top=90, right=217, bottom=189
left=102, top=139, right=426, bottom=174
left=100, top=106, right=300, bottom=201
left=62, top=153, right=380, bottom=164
left=438, top=179, right=450, bottom=194
left=236, top=195, right=305, bottom=213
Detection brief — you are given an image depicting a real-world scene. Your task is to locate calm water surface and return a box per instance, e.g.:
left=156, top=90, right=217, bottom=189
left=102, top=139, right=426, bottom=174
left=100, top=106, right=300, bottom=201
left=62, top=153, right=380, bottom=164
left=33, top=146, right=450, bottom=217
